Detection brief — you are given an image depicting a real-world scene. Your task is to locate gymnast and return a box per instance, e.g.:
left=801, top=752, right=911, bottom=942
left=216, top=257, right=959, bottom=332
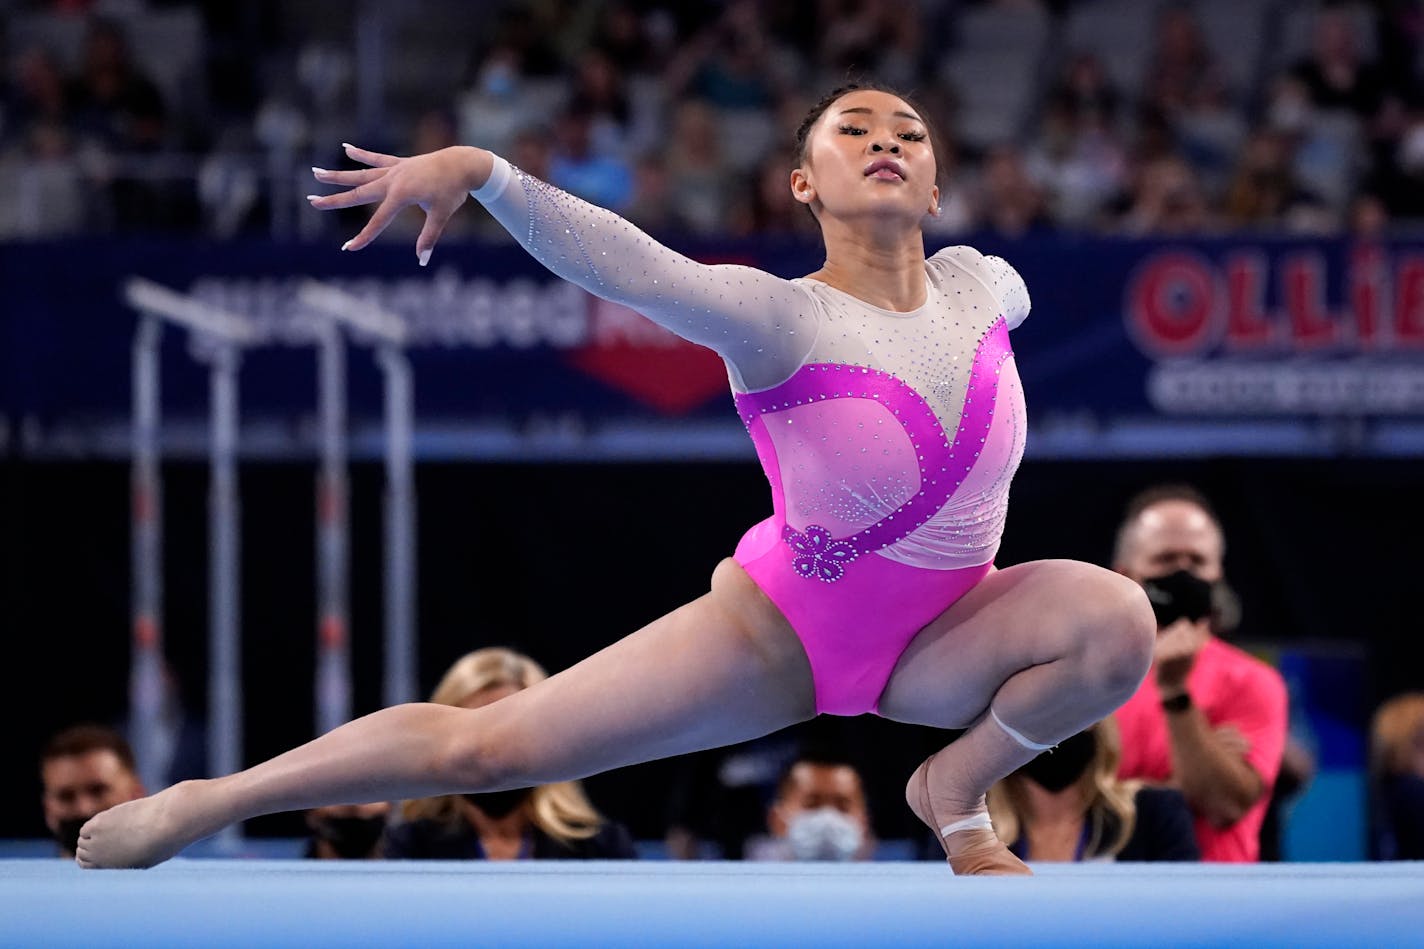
left=78, top=82, right=1156, bottom=875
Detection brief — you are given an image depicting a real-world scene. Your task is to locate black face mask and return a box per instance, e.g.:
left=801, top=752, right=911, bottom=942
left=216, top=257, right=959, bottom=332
left=1141, top=569, right=1214, bottom=628
left=463, top=788, right=532, bottom=819
left=1020, top=730, right=1097, bottom=793
left=313, top=815, right=386, bottom=859
left=54, top=815, right=93, bottom=855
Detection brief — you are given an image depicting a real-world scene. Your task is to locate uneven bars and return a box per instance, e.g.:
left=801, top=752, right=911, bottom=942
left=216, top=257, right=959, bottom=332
left=298, top=280, right=418, bottom=708
left=124, top=277, right=261, bottom=346
left=124, top=277, right=257, bottom=851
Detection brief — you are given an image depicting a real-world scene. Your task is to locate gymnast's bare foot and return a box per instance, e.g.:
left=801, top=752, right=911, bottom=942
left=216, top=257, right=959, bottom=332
left=75, top=781, right=219, bottom=869
left=907, top=755, right=1032, bottom=876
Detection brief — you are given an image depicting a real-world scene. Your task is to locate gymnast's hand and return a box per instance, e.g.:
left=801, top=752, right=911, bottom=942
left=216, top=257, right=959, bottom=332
left=309, top=144, right=495, bottom=266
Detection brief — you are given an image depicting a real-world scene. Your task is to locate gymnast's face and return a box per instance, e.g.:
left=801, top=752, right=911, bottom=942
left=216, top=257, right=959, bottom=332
left=792, top=90, right=940, bottom=226
left=1117, top=500, right=1225, bottom=584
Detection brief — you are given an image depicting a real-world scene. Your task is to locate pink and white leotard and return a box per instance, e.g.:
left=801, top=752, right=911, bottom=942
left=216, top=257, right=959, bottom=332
left=474, top=157, right=1031, bottom=716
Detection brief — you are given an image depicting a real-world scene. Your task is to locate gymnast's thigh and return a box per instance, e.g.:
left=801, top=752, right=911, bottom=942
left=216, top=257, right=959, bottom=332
left=875, top=559, right=1117, bottom=729
left=473, top=557, right=817, bottom=784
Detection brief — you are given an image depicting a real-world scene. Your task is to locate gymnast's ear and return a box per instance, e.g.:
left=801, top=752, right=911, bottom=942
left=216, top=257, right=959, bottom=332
left=790, top=167, right=816, bottom=206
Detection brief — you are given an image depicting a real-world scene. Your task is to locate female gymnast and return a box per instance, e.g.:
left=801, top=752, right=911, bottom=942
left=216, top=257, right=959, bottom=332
left=78, top=82, right=1156, bottom=875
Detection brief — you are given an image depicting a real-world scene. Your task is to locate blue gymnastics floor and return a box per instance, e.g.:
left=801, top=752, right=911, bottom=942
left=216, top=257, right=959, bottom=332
left=2, top=859, right=1422, bottom=948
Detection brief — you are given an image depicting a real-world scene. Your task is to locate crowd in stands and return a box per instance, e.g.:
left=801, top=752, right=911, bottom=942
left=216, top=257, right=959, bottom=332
left=3, top=0, right=1423, bottom=240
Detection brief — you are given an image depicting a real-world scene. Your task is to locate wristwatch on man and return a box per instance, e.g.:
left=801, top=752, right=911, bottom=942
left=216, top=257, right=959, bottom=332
left=1161, top=691, right=1193, bottom=713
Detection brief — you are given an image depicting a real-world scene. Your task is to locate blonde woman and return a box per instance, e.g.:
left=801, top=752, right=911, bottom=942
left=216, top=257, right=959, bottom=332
left=382, top=648, right=637, bottom=861
left=1369, top=692, right=1424, bottom=861
left=986, top=717, right=1198, bottom=863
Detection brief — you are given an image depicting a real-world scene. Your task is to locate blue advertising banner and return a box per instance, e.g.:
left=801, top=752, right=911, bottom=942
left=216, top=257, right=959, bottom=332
left=2, top=234, right=1421, bottom=460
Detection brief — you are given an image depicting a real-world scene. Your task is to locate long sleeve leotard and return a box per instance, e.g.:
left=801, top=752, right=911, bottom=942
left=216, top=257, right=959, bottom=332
left=474, top=156, right=1032, bottom=714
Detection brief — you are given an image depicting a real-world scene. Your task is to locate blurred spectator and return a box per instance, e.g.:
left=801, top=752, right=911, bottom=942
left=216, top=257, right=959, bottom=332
left=304, top=802, right=390, bottom=860
left=1222, top=128, right=1331, bottom=233
left=1172, top=79, right=1249, bottom=203
left=1118, top=154, right=1214, bottom=235
left=1052, top=51, right=1121, bottom=132
left=979, top=143, right=1052, bottom=236
left=1143, top=4, right=1229, bottom=122
left=67, top=17, right=200, bottom=231
left=1373, top=109, right=1424, bottom=220
left=815, top=0, right=922, bottom=89
left=728, top=146, right=823, bottom=238
left=0, top=44, right=94, bottom=237
left=410, top=107, right=459, bottom=158
left=986, top=718, right=1200, bottom=863
left=566, top=47, right=634, bottom=159
left=1111, top=484, right=1289, bottom=863
left=1348, top=189, right=1392, bottom=237
left=662, top=2, right=790, bottom=174
left=0, top=118, right=91, bottom=237
left=511, top=123, right=555, bottom=181
left=489, top=4, right=567, bottom=78
left=624, top=151, right=694, bottom=235
left=666, top=1, right=790, bottom=113
left=1027, top=56, right=1129, bottom=229
left=548, top=105, right=634, bottom=211
left=1369, top=692, right=1424, bottom=860
left=40, top=724, right=146, bottom=859
left=920, top=132, right=978, bottom=237
left=590, top=2, right=668, bottom=77
left=662, top=97, right=738, bottom=234
left=664, top=730, right=804, bottom=860
left=458, top=45, right=537, bottom=160
left=1375, top=0, right=1424, bottom=102
left=383, top=647, right=637, bottom=861
left=2, top=46, right=72, bottom=149
left=1287, top=7, right=1389, bottom=122
left=67, top=18, right=166, bottom=153
left=196, top=125, right=263, bottom=238
left=1140, top=6, right=1246, bottom=197
left=745, top=753, right=876, bottom=861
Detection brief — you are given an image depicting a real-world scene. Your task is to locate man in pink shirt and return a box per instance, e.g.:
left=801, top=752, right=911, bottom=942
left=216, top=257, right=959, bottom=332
left=1111, top=485, right=1288, bottom=862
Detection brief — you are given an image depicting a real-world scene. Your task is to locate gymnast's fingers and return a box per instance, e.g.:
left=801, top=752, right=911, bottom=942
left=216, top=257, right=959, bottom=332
left=414, top=201, right=465, bottom=266
left=312, top=166, right=386, bottom=187
left=342, top=142, right=400, bottom=168
left=342, top=196, right=406, bottom=251
left=308, top=178, right=389, bottom=212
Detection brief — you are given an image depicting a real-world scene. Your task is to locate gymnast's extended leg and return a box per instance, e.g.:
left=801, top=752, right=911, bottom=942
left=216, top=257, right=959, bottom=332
left=877, top=559, right=1156, bottom=874
left=77, top=559, right=816, bottom=868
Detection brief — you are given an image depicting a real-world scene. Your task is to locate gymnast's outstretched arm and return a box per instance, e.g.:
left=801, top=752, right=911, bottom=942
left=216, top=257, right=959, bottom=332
left=310, top=144, right=816, bottom=390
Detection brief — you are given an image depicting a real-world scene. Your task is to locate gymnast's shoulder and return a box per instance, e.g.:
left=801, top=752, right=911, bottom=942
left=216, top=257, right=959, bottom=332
left=928, top=245, right=1032, bottom=330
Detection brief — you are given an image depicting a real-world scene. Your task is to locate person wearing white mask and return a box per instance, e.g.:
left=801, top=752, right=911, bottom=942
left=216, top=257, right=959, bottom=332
left=746, top=756, right=875, bottom=862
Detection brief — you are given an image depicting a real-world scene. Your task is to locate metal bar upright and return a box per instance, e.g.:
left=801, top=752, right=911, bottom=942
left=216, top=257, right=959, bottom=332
left=129, top=316, right=167, bottom=793
left=378, top=344, right=416, bottom=707
left=315, top=321, right=352, bottom=733
left=208, top=343, right=243, bottom=850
